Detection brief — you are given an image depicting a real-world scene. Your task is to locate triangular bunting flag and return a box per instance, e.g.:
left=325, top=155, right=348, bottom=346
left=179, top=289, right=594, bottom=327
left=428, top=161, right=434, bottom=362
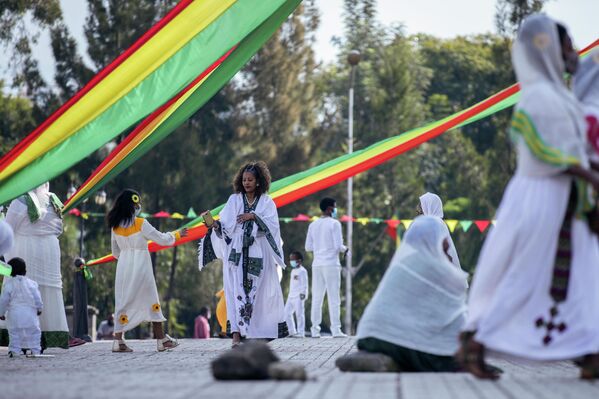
left=186, top=207, right=197, bottom=218
left=402, top=219, right=413, bottom=230
left=293, top=214, right=311, bottom=222
left=385, top=219, right=400, bottom=240
left=445, top=220, right=459, bottom=233
left=339, top=215, right=357, bottom=222
left=140, top=212, right=150, bottom=218
left=171, top=212, right=185, bottom=220
left=357, top=217, right=369, bottom=225
left=459, top=220, right=473, bottom=232
left=153, top=211, right=171, bottom=218
left=474, top=220, right=490, bottom=233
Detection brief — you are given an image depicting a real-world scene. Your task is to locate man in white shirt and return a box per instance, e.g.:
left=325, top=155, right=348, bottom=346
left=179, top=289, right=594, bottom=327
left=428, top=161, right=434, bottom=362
left=284, top=251, right=309, bottom=337
left=305, top=197, right=348, bottom=338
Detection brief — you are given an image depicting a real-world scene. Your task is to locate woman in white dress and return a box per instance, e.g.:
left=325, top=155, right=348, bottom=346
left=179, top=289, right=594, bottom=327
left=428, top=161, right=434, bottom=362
left=1, top=183, right=70, bottom=350
left=108, top=189, right=187, bottom=352
left=458, top=15, right=599, bottom=379
left=417, top=192, right=462, bottom=270
left=198, top=161, right=288, bottom=346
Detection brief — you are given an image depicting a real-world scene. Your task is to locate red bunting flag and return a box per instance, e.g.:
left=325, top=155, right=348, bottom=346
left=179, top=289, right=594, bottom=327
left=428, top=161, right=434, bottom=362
left=153, top=211, right=171, bottom=218
left=474, top=220, right=491, bottom=233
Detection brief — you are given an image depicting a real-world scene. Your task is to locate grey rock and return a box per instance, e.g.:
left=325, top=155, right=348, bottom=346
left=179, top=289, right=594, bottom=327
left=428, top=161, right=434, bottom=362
left=336, top=351, right=399, bottom=372
left=211, top=341, right=279, bottom=380
left=268, top=362, right=307, bottom=381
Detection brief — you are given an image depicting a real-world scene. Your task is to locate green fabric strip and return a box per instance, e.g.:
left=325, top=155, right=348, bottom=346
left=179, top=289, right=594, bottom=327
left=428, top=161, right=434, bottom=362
left=63, top=0, right=303, bottom=211
left=0, top=0, right=290, bottom=205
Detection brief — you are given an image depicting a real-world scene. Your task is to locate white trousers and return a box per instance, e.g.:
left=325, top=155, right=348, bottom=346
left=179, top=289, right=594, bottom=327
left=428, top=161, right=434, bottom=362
left=310, top=266, right=342, bottom=335
left=9, top=326, right=41, bottom=354
left=285, top=296, right=305, bottom=336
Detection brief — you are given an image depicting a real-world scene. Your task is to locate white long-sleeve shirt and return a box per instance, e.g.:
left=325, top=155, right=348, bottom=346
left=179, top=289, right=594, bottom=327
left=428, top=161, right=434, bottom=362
left=0, top=276, right=43, bottom=329
left=305, top=216, right=347, bottom=267
left=288, top=266, right=308, bottom=299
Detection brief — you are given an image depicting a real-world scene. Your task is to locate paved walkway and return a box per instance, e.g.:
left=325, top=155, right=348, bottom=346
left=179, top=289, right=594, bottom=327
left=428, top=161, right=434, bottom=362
left=1, top=337, right=598, bottom=399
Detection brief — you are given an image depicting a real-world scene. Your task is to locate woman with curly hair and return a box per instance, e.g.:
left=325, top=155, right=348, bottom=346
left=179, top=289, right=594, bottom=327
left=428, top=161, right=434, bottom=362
left=198, top=161, right=288, bottom=346
left=108, top=189, right=187, bottom=353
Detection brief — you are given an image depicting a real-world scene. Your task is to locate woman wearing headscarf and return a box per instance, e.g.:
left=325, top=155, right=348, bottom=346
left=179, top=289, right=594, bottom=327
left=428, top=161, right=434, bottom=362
left=337, top=216, right=469, bottom=372
left=458, top=15, right=599, bottom=380
left=417, top=192, right=461, bottom=269
left=0, top=183, right=71, bottom=350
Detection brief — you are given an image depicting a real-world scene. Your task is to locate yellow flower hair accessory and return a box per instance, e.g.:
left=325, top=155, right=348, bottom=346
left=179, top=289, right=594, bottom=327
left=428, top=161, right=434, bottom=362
left=119, top=314, right=129, bottom=325
left=131, top=194, right=140, bottom=204
left=152, top=303, right=161, bottom=312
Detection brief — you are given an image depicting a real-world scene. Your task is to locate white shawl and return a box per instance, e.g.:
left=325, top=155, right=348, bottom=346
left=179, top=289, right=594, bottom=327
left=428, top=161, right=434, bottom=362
left=419, top=192, right=462, bottom=270
left=198, top=193, right=285, bottom=270
left=511, top=15, right=588, bottom=177
left=357, top=216, right=468, bottom=356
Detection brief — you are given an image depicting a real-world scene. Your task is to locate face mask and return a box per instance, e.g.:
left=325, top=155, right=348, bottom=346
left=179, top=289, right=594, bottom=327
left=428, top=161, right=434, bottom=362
left=331, top=207, right=338, bottom=219
left=290, top=260, right=298, bottom=268
left=134, top=206, right=142, bottom=217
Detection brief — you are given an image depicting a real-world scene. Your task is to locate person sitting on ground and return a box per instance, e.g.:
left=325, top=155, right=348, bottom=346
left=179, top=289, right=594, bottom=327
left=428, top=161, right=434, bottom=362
left=194, top=306, right=211, bottom=339
left=0, top=258, right=43, bottom=357
left=337, top=216, right=469, bottom=372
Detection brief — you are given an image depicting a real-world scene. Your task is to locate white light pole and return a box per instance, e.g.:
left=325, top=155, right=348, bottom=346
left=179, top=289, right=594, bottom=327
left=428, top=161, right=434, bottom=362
left=345, top=50, right=360, bottom=334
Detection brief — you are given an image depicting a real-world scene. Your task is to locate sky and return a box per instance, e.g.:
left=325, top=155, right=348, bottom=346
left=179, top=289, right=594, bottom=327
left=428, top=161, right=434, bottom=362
left=2, top=0, right=599, bottom=88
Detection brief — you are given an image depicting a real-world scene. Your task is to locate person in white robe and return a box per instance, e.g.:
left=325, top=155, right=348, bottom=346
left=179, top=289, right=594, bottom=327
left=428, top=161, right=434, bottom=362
left=284, top=251, right=309, bottom=337
left=198, top=161, right=288, bottom=346
left=108, top=189, right=186, bottom=352
left=458, top=15, right=599, bottom=380
left=0, top=258, right=43, bottom=357
left=417, top=192, right=462, bottom=270
left=305, top=197, right=348, bottom=338
left=573, top=48, right=599, bottom=164
left=337, top=216, right=468, bottom=372
left=0, top=183, right=70, bottom=350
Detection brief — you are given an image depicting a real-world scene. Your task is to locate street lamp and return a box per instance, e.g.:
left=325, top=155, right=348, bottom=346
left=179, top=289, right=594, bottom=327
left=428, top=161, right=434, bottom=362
left=345, top=50, right=360, bottom=334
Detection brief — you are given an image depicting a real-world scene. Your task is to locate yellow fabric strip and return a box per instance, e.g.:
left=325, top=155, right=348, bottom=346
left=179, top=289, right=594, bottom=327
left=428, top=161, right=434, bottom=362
left=113, top=218, right=144, bottom=236
left=1, top=0, right=236, bottom=181
left=65, top=68, right=216, bottom=207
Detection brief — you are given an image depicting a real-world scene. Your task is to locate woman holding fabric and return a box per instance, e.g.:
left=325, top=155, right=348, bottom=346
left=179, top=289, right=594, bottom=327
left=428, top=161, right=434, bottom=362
left=0, top=183, right=71, bottom=350
left=337, top=216, right=469, bottom=372
left=458, top=15, right=599, bottom=380
left=198, top=161, right=288, bottom=347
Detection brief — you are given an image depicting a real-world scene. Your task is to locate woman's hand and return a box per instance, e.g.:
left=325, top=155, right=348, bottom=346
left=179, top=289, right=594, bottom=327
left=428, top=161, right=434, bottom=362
left=237, top=213, right=255, bottom=224
left=179, top=227, right=189, bottom=238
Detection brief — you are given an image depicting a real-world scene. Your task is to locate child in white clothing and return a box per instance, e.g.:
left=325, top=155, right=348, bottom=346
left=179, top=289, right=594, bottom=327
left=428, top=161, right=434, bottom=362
left=285, top=251, right=309, bottom=337
left=0, top=257, right=43, bottom=357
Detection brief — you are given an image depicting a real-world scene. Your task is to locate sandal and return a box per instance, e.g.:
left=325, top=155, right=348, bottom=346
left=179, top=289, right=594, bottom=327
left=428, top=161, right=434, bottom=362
left=455, top=331, right=500, bottom=380
left=157, top=334, right=179, bottom=352
left=112, top=339, right=133, bottom=353
left=580, top=353, right=599, bottom=380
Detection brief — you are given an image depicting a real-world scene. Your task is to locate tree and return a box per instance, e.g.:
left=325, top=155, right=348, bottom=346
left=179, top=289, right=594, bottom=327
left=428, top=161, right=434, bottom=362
left=495, top=0, right=549, bottom=36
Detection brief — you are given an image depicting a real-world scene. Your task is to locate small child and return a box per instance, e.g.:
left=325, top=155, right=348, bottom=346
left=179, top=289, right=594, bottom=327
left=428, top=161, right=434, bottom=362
left=0, top=257, right=43, bottom=357
left=284, top=251, right=309, bottom=337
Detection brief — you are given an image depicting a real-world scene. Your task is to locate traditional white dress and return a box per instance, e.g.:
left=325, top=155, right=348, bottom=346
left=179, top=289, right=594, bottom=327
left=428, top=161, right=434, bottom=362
left=1, top=190, right=69, bottom=349
left=0, top=275, right=43, bottom=354
left=284, top=265, right=309, bottom=336
left=111, top=218, right=179, bottom=333
left=419, top=192, right=462, bottom=270
left=465, top=15, right=599, bottom=360
left=198, top=193, right=288, bottom=339
left=357, top=216, right=468, bottom=356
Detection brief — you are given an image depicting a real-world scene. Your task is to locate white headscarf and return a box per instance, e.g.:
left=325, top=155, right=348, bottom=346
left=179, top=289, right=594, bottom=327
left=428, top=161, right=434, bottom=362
left=0, top=220, right=14, bottom=255
left=512, top=14, right=588, bottom=175
left=357, top=216, right=468, bottom=355
left=419, top=192, right=443, bottom=218
left=418, top=192, right=461, bottom=269
left=573, top=48, right=599, bottom=116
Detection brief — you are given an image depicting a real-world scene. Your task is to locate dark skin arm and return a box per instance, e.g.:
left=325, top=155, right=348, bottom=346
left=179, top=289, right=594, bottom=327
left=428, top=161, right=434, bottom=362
left=565, top=165, right=599, bottom=191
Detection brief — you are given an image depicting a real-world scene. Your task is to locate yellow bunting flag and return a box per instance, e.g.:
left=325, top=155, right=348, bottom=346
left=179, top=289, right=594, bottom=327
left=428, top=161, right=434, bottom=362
left=445, top=220, right=459, bottom=233
left=402, top=220, right=413, bottom=230
left=171, top=212, right=185, bottom=219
